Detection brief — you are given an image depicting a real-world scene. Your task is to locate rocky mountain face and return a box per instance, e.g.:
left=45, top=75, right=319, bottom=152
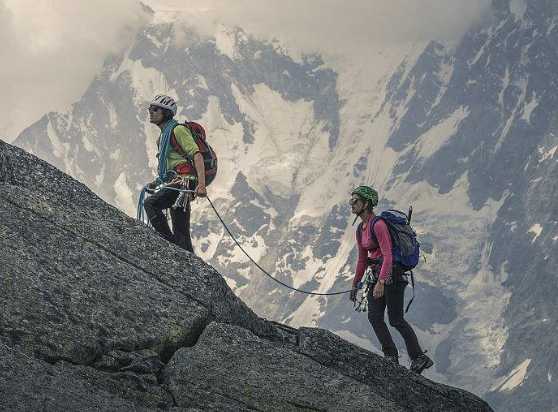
left=0, top=140, right=492, bottom=410
left=12, top=1, right=558, bottom=410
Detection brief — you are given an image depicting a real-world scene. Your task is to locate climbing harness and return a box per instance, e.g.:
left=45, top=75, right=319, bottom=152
left=354, top=267, right=373, bottom=312
left=136, top=175, right=196, bottom=224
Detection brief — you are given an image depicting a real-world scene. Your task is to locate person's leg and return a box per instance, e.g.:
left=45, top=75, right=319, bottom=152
left=385, top=281, right=423, bottom=360
left=367, top=285, right=398, bottom=359
left=170, top=200, right=193, bottom=253
left=144, top=189, right=178, bottom=242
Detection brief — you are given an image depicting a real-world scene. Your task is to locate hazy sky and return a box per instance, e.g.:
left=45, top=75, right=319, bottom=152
left=0, top=0, right=491, bottom=141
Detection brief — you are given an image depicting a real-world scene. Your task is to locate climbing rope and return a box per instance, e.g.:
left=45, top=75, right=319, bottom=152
left=205, top=195, right=357, bottom=296
left=137, top=184, right=359, bottom=296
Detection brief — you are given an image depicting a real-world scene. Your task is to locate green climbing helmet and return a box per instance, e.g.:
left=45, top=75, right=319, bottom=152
left=351, top=185, right=378, bottom=207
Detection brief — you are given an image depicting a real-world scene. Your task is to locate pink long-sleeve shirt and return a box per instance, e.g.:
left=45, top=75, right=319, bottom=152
left=353, top=215, right=393, bottom=287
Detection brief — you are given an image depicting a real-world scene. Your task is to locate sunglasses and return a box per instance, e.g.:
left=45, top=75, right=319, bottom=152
left=349, top=198, right=361, bottom=206
left=148, top=105, right=163, bottom=113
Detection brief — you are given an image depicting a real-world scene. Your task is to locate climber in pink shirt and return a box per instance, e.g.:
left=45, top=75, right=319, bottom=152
left=349, top=185, right=433, bottom=374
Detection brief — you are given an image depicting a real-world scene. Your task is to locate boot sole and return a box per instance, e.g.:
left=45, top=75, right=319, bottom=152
left=412, top=358, right=434, bottom=374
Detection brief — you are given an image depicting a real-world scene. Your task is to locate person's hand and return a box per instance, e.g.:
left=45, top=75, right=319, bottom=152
left=373, top=281, right=385, bottom=299
left=350, top=287, right=358, bottom=303
left=195, top=184, right=207, bottom=198
left=169, top=176, right=185, bottom=187
left=146, top=180, right=158, bottom=193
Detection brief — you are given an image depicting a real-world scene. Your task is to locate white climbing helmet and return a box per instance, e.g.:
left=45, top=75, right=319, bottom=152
left=150, top=94, right=177, bottom=116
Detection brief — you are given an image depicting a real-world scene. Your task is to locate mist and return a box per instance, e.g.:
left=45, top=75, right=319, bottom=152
left=0, top=0, right=491, bottom=141
left=149, top=0, right=491, bottom=53
left=0, top=0, right=150, bottom=141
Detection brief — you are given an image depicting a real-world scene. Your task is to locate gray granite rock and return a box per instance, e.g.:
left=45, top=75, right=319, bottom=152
left=162, top=322, right=405, bottom=411
left=0, top=140, right=491, bottom=410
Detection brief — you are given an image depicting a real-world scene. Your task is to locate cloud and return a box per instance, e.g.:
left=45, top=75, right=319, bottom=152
left=0, top=0, right=150, bottom=140
left=148, top=0, right=491, bottom=55
left=0, top=0, right=492, bottom=141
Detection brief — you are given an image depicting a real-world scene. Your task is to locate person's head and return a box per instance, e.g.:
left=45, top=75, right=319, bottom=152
left=148, top=95, right=177, bottom=126
left=350, top=185, right=378, bottom=216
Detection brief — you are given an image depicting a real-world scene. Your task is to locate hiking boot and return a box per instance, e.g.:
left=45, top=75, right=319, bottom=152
left=410, top=353, right=433, bottom=375
left=150, top=216, right=174, bottom=242
left=385, top=354, right=399, bottom=365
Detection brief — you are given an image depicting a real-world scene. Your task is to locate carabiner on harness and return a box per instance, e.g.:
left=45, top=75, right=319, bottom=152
left=354, top=267, right=374, bottom=312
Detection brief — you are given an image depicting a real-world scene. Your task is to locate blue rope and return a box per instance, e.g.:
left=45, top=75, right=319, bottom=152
left=157, top=119, right=178, bottom=181
left=137, top=186, right=149, bottom=224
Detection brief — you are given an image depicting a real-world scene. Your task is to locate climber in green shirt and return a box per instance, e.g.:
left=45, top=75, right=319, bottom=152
left=143, top=94, right=207, bottom=252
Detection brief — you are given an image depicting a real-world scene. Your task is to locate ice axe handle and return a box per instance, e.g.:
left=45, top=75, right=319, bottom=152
left=407, top=206, right=413, bottom=224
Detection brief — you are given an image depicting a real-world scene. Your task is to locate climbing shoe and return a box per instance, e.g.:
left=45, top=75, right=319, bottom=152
left=410, top=353, right=433, bottom=374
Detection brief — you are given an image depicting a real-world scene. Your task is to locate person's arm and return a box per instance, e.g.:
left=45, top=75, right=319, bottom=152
left=193, top=152, right=207, bottom=196
left=353, top=230, right=368, bottom=287
left=373, top=220, right=393, bottom=283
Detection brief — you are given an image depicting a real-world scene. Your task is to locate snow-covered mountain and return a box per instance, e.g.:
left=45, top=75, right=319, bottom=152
left=14, top=1, right=558, bottom=410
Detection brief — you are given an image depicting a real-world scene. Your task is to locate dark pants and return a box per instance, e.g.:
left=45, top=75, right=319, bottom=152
left=143, top=188, right=194, bottom=253
left=367, top=274, right=422, bottom=360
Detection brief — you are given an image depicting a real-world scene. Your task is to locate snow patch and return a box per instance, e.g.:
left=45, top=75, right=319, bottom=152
left=415, top=106, right=469, bottom=159
left=470, top=37, right=490, bottom=66
left=82, top=135, right=94, bottom=152
left=521, top=93, right=539, bottom=123
left=496, top=359, right=531, bottom=392
left=196, top=75, right=208, bottom=90
left=193, top=95, right=246, bottom=199
left=459, top=238, right=511, bottom=371
left=217, top=233, right=267, bottom=266
left=528, top=224, right=543, bottom=242
left=108, top=104, right=119, bottom=129
left=110, top=149, right=121, bottom=161
left=112, top=58, right=175, bottom=109
left=95, top=165, right=105, bottom=187
left=114, top=172, right=136, bottom=216
left=498, top=67, right=510, bottom=108
left=230, top=82, right=321, bottom=197
left=510, top=0, right=527, bottom=21
left=539, top=145, right=557, bottom=163
left=495, top=78, right=528, bottom=151
left=430, top=59, right=454, bottom=111
left=196, top=224, right=224, bottom=262
left=223, top=276, right=237, bottom=290
left=47, top=120, right=68, bottom=160
left=389, top=174, right=511, bottom=393
left=215, top=26, right=237, bottom=60
left=145, top=31, right=163, bottom=49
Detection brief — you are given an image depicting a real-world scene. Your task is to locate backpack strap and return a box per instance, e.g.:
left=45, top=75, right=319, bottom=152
left=368, top=216, right=383, bottom=245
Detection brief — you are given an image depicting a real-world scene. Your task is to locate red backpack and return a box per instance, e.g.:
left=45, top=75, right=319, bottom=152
left=170, top=121, right=218, bottom=186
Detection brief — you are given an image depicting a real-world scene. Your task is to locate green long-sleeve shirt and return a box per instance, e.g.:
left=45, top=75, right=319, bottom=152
left=157, top=124, right=200, bottom=176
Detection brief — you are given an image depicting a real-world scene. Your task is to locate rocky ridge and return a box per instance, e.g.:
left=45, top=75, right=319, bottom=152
left=0, top=140, right=491, bottom=410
